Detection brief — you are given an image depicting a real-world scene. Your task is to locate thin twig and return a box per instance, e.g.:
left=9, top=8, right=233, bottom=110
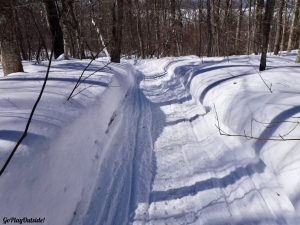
left=258, top=71, right=273, bottom=93
left=0, top=48, right=54, bottom=176
left=67, top=61, right=111, bottom=100
left=66, top=46, right=107, bottom=101
left=213, top=105, right=300, bottom=141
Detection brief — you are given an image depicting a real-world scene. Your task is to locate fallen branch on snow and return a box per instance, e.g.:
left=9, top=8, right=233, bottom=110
left=213, top=105, right=300, bottom=141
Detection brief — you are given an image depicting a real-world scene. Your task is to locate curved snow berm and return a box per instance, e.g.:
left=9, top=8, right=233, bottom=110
left=0, top=60, right=151, bottom=225
left=133, top=55, right=300, bottom=225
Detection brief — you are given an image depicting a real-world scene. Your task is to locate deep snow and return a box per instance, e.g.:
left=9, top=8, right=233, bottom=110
left=1, top=52, right=300, bottom=225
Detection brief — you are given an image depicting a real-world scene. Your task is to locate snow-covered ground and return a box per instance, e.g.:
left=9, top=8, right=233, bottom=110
left=0, top=52, right=300, bottom=225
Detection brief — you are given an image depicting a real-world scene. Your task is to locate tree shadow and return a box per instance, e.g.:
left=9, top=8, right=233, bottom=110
left=199, top=71, right=254, bottom=103
left=165, top=114, right=200, bottom=127
left=0, top=77, right=109, bottom=87
left=150, top=159, right=265, bottom=202
left=254, top=105, right=300, bottom=154
left=0, top=130, right=46, bottom=144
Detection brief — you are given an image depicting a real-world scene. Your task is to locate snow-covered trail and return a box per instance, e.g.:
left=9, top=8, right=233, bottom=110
left=131, top=56, right=299, bottom=225
left=1, top=54, right=300, bottom=225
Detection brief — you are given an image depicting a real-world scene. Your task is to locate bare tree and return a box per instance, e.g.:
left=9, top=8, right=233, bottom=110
left=235, top=0, right=243, bottom=53
left=259, top=0, right=276, bottom=71
left=297, top=37, right=300, bottom=62
left=280, top=0, right=288, bottom=52
left=253, top=0, right=264, bottom=54
left=43, top=0, right=64, bottom=59
left=110, top=0, right=124, bottom=63
left=206, top=0, right=213, bottom=57
left=273, top=0, right=285, bottom=55
left=247, top=0, right=253, bottom=54
left=287, top=0, right=300, bottom=52
left=0, top=0, right=23, bottom=76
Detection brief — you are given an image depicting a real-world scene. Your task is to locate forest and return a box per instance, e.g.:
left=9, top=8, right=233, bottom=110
left=1, top=0, right=300, bottom=73
left=1, top=1, right=300, bottom=225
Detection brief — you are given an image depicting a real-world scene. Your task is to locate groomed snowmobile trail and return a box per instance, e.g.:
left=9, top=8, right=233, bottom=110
left=1, top=54, right=300, bottom=225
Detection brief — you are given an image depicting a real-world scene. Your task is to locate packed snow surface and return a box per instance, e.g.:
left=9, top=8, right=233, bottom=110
left=1, top=52, right=300, bottom=225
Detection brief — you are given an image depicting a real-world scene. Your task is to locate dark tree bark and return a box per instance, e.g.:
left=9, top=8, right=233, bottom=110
left=253, top=0, right=264, bottom=54
left=206, top=0, right=213, bottom=57
left=259, top=0, right=275, bottom=71
left=134, top=0, right=145, bottom=59
left=110, top=0, right=124, bottom=63
left=212, top=0, right=220, bottom=56
left=235, top=0, right=243, bottom=53
left=274, top=0, right=285, bottom=55
left=169, top=0, right=177, bottom=56
left=247, top=0, right=252, bottom=54
left=0, top=0, right=23, bottom=76
left=198, top=0, right=204, bottom=56
left=225, top=0, right=232, bottom=55
left=43, top=0, right=64, bottom=59
left=296, top=37, right=300, bottom=62
left=154, top=0, right=161, bottom=58
left=280, top=0, right=288, bottom=52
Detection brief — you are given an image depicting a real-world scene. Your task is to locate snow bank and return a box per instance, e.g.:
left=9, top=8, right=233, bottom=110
left=0, top=60, right=137, bottom=225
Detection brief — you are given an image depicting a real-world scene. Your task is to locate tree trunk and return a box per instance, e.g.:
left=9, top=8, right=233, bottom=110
left=198, top=0, right=204, bottom=56
left=13, top=7, right=28, bottom=60
left=259, top=0, right=275, bottom=71
left=154, top=0, right=161, bottom=58
left=274, top=0, right=285, bottom=55
left=134, top=0, right=145, bottom=58
left=213, top=0, right=220, bottom=56
left=225, top=0, right=232, bottom=56
left=235, top=0, right=243, bottom=53
left=280, top=0, right=288, bottom=52
left=0, top=0, right=23, bottom=76
left=287, top=0, right=300, bottom=52
left=206, top=0, right=213, bottom=57
left=110, top=0, right=124, bottom=63
left=296, top=37, right=300, bottom=62
left=253, top=0, right=264, bottom=54
left=247, top=0, right=252, bottom=54
left=170, top=0, right=177, bottom=56
left=43, top=0, right=64, bottom=59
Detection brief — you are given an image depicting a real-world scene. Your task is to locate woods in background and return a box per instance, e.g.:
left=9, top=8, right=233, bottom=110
left=1, top=0, right=300, bottom=75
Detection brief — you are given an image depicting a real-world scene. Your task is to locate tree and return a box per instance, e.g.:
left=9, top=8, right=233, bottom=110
left=110, top=0, right=124, bottom=63
left=206, top=0, right=213, bottom=57
left=253, top=0, right=264, bottom=55
left=287, top=0, right=300, bottom=52
left=235, top=0, right=243, bottom=53
left=297, top=37, right=300, bottom=62
left=43, top=0, right=64, bottom=59
left=273, top=0, right=285, bottom=55
left=247, top=0, right=252, bottom=54
left=134, top=0, right=145, bottom=58
left=280, top=0, right=288, bottom=52
left=0, top=0, right=23, bottom=76
left=259, top=0, right=275, bottom=71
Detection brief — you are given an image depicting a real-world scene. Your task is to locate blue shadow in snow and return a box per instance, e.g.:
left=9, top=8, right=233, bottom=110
left=254, top=105, right=300, bottom=154
left=0, top=130, right=46, bottom=144
left=150, top=159, right=265, bottom=203
left=165, top=114, right=200, bottom=126
left=49, top=62, right=110, bottom=72
left=210, top=216, right=288, bottom=225
left=0, top=77, right=109, bottom=87
left=199, top=71, right=253, bottom=103
left=156, top=95, right=192, bottom=107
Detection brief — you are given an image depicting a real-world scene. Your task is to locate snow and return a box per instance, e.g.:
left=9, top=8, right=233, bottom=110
left=1, top=52, right=300, bottom=225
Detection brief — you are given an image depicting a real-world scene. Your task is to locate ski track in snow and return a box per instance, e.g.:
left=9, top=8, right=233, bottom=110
left=1, top=53, right=300, bottom=225
left=130, top=55, right=300, bottom=225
